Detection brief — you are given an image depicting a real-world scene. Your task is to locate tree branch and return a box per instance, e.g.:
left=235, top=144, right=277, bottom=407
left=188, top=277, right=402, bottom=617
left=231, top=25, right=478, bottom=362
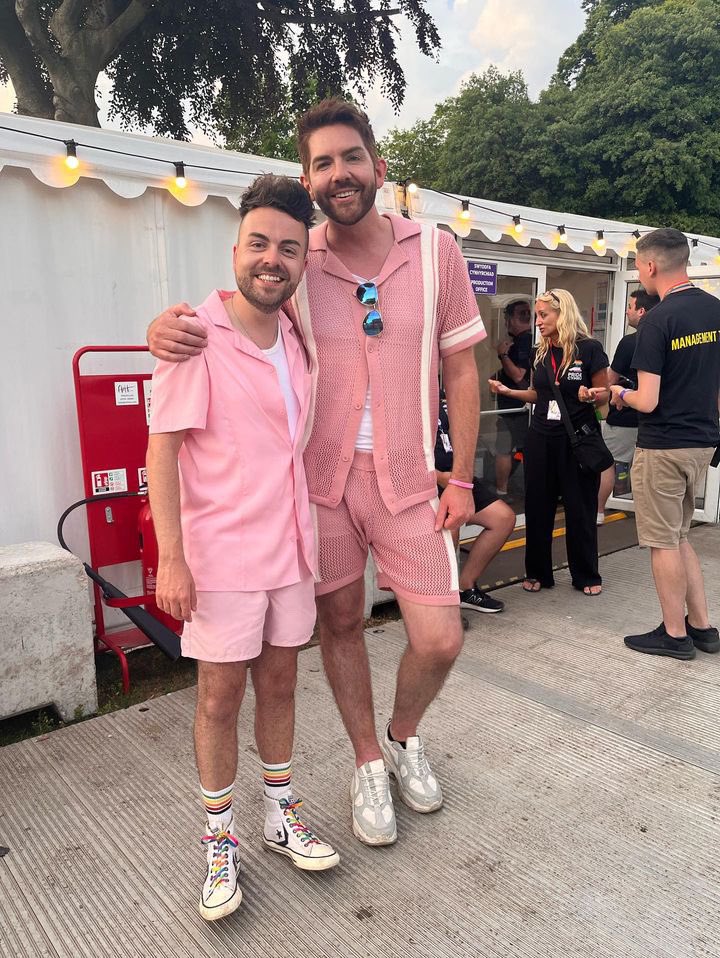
left=49, top=0, right=90, bottom=36
left=258, top=3, right=400, bottom=27
left=96, top=0, right=155, bottom=67
left=0, top=0, right=53, bottom=116
left=15, top=0, right=64, bottom=74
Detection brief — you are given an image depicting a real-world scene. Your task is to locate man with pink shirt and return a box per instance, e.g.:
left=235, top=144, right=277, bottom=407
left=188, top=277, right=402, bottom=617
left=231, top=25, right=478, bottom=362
left=149, top=99, right=485, bottom=848
left=147, top=174, right=338, bottom=923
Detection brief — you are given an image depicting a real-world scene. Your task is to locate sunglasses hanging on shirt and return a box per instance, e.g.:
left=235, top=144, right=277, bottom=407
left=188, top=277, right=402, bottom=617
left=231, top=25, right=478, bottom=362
left=356, top=282, right=383, bottom=337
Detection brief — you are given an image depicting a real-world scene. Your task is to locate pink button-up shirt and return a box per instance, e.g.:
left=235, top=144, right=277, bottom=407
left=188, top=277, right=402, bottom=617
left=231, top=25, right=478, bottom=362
left=287, top=215, right=486, bottom=515
left=148, top=290, right=314, bottom=591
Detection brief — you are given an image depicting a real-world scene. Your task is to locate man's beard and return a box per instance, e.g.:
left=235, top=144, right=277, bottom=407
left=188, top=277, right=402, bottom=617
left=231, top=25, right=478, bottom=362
left=313, top=179, right=377, bottom=226
left=236, top=273, right=290, bottom=313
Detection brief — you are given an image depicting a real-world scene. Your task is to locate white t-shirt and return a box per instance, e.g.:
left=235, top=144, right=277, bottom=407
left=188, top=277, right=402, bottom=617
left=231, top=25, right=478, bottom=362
left=262, top=327, right=300, bottom=442
left=353, top=274, right=376, bottom=451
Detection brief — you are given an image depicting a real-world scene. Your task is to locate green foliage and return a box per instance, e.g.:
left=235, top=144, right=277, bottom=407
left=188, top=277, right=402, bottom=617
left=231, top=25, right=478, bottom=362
left=379, top=0, right=720, bottom=236
left=379, top=108, right=449, bottom=186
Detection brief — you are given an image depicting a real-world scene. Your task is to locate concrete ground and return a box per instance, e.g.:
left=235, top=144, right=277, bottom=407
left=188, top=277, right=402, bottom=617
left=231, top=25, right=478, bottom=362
left=0, top=526, right=719, bottom=958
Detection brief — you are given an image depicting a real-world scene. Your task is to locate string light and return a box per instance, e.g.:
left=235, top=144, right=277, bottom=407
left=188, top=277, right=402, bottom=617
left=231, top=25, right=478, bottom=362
left=173, top=161, right=187, bottom=189
left=2, top=124, right=717, bottom=256
left=64, top=140, right=79, bottom=170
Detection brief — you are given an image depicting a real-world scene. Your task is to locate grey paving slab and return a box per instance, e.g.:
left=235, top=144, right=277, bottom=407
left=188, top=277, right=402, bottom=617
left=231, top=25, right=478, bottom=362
left=1, top=526, right=719, bottom=957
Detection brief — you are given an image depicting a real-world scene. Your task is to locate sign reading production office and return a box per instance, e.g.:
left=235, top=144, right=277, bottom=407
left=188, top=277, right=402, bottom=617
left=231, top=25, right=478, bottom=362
left=467, top=261, right=497, bottom=296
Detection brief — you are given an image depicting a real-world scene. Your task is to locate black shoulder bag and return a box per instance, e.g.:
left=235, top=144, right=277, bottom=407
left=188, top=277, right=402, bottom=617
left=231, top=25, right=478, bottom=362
left=545, top=354, right=614, bottom=474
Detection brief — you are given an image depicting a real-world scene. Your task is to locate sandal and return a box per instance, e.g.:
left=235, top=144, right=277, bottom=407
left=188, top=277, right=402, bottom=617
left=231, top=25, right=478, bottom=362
left=522, top=579, right=541, bottom=593
left=582, top=585, right=602, bottom=596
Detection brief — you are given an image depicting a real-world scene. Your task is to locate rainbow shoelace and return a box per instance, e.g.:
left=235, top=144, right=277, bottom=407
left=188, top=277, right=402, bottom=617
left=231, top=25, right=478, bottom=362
left=201, top=829, right=239, bottom=891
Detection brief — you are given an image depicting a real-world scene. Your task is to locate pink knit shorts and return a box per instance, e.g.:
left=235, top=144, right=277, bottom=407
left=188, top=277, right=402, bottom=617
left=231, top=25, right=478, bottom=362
left=313, top=452, right=459, bottom=606
left=181, top=573, right=316, bottom=663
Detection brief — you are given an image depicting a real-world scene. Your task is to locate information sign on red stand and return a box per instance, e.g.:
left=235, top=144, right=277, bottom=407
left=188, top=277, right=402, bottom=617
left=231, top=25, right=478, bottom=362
left=72, top=346, right=167, bottom=691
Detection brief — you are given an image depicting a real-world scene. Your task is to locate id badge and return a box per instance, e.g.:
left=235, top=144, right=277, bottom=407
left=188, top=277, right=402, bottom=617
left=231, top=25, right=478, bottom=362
left=547, top=400, right=561, bottom=421
left=441, top=432, right=453, bottom=453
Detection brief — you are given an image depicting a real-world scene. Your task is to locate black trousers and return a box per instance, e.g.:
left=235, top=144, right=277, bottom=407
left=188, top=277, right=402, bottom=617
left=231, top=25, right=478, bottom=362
left=523, top=427, right=601, bottom=589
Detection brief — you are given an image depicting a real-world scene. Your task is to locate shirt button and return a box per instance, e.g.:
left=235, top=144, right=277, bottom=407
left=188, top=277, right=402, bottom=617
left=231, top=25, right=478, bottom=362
left=379, top=453, right=385, bottom=460
left=367, top=344, right=375, bottom=353
left=331, top=496, right=338, bottom=503
left=342, top=455, right=349, bottom=462
left=354, top=402, right=362, bottom=410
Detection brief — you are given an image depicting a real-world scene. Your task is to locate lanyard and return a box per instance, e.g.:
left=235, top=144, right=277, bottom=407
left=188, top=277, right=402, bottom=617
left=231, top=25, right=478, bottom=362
left=665, top=281, right=694, bottom=296
left=549, top=349, right=560, bottom=385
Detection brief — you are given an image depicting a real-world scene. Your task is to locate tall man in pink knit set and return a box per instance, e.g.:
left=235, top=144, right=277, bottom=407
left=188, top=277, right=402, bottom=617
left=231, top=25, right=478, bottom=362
left=149, top=99, right=486, bottom=847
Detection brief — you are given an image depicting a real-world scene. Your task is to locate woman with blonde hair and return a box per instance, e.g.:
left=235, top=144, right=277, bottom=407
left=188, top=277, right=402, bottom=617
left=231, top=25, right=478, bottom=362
left=489, top=289, right=610, bottom=595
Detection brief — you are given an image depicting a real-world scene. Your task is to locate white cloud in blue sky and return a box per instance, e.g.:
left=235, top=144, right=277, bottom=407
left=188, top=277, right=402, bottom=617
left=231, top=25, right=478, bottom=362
left=367, top=0, right=587, bottom=137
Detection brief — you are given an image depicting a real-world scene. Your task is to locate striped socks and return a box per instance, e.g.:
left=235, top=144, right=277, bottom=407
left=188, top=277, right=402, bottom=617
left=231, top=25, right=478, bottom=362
left=262, top=759, right=293, bottom=800
left=201, top=783, right=233, bottom=831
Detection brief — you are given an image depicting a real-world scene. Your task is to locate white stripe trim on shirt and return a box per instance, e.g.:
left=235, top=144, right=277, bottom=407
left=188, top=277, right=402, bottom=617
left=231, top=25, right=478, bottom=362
left=420, top=224, right=440, bottom=471
left=291, top=277, right=317, bottom=451
left=439, top=314, right=487, bottom=352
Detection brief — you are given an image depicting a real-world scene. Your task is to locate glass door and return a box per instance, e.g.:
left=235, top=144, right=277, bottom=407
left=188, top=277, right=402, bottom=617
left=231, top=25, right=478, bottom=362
left=607, top=268, right=720, bottom=523
left=464, top=259, right=547, bottom=525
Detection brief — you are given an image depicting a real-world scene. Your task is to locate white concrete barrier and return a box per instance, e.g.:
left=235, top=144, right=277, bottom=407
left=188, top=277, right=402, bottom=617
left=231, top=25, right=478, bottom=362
left=0, top=542, right=98, bottom=722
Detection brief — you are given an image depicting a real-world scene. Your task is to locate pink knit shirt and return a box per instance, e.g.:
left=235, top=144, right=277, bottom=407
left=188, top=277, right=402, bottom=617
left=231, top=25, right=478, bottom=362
left=287, top=214, right=486, bottom=515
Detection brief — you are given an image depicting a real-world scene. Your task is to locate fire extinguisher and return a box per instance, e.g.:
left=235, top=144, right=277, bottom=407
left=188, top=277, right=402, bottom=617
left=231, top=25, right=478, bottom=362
left=138, top=498, right=184, bottom=635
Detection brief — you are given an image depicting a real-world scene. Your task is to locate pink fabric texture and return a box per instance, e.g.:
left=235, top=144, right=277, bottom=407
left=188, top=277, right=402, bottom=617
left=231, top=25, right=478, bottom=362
left=148, top=289, right=315, bottom=591
left=181, top=575, right=317, bottom=662
left=313, top=452, right=459, bottom=606
left=288, top=214, right=486, bottom=516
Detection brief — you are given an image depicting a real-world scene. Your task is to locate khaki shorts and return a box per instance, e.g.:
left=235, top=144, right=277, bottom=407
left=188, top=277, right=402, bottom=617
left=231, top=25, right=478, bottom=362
left=601, top=422, right=637, bottom=465
left=632, top=446, right=714, bottom=549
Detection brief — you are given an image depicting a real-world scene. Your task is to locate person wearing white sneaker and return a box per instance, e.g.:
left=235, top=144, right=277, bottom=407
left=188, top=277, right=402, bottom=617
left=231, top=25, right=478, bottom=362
left=147, top=176, right=338, bottom=921
left=381, top=722, right=443, bottom=812
left=148, top=101, right=483, bottom=849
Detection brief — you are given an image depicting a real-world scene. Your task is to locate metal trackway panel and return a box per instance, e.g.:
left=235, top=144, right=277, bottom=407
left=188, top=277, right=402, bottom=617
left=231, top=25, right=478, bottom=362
left=0, top=527, right=719, bottom=957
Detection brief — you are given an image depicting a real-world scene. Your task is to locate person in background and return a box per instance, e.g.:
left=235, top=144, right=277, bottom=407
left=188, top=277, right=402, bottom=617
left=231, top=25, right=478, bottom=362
left=597, top=288, right=659, bottom=524
left=610, top=228, right=720, bottom=660
left=489, top=289, right=609, bottom=596
left=435, top=390, right=516, bottom=613
left=494, top=299, right=533, bottom=497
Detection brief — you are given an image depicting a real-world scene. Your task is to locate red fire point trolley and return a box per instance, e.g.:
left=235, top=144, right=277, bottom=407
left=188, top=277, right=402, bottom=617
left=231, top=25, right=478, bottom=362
left=71, top=346, right=182, bottom=692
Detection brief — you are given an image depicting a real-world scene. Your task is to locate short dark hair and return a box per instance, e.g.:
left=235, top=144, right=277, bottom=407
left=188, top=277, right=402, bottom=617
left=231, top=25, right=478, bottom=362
left=629, top=287, right=660, bottom=313
left=636, top=227, right=689, bottom=271
left=296, top=97, right=378, bottom=173
left=239, top=173, right=315, bottom=230
left=505, top=299, right=530, bottom=321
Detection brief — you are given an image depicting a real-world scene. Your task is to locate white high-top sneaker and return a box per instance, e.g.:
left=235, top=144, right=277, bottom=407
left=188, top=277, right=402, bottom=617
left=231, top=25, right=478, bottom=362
left=381, top=723, right=443, bottom=813
left=199, top=821, right=242, bottom=921
left=350, top=759, right=397, bottom=845
left=262, top=795, right=339, bottom=871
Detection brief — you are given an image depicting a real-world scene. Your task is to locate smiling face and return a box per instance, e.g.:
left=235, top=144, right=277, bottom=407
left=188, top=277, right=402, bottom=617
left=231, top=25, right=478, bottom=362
left=535, top=300, right=559, bottom=341
left=300, top=123, right=387, bottom=226
left=233, top=207, right=307, bottom=313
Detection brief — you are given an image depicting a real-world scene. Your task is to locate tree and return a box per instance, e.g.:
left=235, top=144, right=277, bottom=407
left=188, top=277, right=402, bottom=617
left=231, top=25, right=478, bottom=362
left=379, top=107, right=449, bottom=186
left=0, top=1, right=440, bottom=137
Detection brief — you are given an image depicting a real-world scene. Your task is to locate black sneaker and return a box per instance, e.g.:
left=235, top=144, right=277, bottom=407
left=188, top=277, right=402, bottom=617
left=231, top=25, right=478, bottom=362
left=685, top=616, right=720, bottom=653
left=624, top=624, right=695, bottom=660
left=459, top=588, right=504, bottom=614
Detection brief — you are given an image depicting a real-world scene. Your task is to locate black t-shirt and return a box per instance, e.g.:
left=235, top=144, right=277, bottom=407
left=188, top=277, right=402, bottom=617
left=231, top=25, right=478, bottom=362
left=498, top=330, right=532, bottom=410
left=434, top=396, right=454, bottom=471
left=530, top=338, right=609, bottom=436
left=632, top=287, right=720, bottom=449
left=606, top=331, right=638, bottom=428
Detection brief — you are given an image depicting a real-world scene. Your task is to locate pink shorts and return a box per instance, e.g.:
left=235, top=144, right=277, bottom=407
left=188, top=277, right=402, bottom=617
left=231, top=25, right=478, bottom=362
left=181, top=574, right=317, bottom=663
left=313, top=452, right=459, bottom=606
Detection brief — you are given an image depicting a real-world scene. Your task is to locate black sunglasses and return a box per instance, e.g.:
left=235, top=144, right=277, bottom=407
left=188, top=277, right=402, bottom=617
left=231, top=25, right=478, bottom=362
left=356, top=282, right=383, bottom=337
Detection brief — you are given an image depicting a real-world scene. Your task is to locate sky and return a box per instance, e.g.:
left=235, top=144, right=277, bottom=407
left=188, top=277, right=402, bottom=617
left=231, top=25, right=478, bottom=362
left=0, top=0, right=587, bottom=141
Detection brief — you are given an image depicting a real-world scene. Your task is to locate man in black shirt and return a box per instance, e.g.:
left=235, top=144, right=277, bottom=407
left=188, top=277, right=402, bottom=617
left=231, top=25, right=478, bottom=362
left=597, top=288, right=660, bottom=522
left=610, top=228, right=720, bottom=660
left=494, top=300, right=532, bottom=495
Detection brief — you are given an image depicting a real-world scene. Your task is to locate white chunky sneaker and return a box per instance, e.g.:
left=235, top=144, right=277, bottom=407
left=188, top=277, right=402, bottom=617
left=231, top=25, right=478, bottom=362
left=350, top=759, right=397, bottom=846
left=262, top=794, right=339, bottom=871
left=381, top=723, right=443, bottom=813
left=199, top=821, right=242, bottom=921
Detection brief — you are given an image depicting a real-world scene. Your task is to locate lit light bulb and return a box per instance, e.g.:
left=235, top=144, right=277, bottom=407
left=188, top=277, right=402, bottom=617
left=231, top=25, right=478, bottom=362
left=406, top=180, right=418, bottom=194
left=595, top=230, right=606, bottom=251
left=512, top=215, right=523, bottom=234
left=174, top=161, right=187, bottom=189
left=459, top=200, right=471, bottom=221
left=64, top=140, right=79, bottom=170
left=557, top=225, right=567, bottom=244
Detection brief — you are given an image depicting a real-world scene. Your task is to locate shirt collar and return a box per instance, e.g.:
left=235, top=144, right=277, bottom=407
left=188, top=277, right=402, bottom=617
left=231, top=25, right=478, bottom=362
left=308, top=213, right=422, bottom=285
left=200, top=289, right=293, bottom=338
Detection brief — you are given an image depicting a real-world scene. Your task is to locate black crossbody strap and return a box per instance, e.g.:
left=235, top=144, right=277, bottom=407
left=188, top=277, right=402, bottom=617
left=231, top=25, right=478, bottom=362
left=544, top=352, right=578, bottom=445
